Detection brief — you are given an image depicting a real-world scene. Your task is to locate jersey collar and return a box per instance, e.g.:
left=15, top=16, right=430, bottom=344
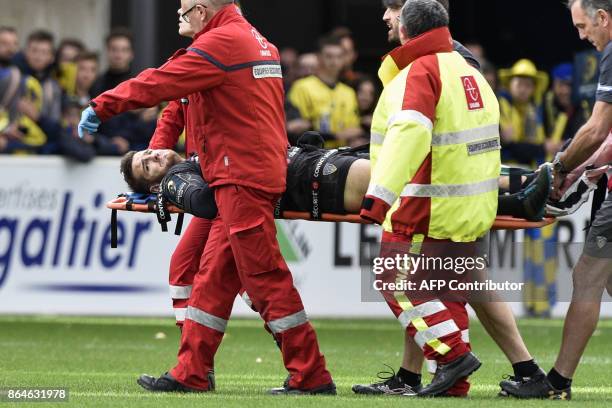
left=378, top=26, right=454, bottom=87
left=193, top=4, right=244, bottom=41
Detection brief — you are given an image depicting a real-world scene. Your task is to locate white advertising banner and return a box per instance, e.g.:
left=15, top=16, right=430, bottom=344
left=0, top=157, right=609, bottom=318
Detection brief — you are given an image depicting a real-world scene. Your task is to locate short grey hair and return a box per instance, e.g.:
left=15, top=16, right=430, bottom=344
left=205, top=0, right=235, bottom=10
left=400, top=0, right=449, bottom=38
left=567, top=0, right=612, bottom=18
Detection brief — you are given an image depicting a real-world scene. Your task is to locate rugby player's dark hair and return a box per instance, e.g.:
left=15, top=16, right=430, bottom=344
left=382, top=0, right=449, bottom=12
left=120, top=151, right=151, bottom=194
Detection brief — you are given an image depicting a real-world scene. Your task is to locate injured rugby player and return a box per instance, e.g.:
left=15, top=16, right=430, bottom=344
left=118, top=132, right=552, bottom=221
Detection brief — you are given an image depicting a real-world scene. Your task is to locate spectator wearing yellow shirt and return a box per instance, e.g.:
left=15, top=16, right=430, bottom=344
left=498, top=59, right=556, bottom=166
left=287, top=36, right=363, bottom=148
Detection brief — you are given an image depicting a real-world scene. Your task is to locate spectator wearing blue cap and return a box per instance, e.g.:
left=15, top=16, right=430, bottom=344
left=544, top=63, right=588, bottom=154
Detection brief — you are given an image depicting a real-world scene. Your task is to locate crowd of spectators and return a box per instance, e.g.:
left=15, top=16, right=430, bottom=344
left=464, top=43, right=589, bottom=168
left=281, top=31, right=587, bottom=166
left=0, top=24, right=590, bottom=167
left=0, top=26, right=158, bottom=162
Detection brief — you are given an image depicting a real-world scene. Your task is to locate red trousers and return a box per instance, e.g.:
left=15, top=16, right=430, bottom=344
left=170, top=185, right=332, bottom=390
left=168, top=217, right=212, bottom=326
left=379, top=231, right=472, bottom=395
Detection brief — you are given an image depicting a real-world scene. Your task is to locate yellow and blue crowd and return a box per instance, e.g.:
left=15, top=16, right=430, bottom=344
left=0, top=27, right=158, bottom=161
left=1, top=26, right=589, bottom=315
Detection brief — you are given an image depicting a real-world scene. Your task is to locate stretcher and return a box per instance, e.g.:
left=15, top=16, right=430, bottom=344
left=106, top=194, right=556, bottom=247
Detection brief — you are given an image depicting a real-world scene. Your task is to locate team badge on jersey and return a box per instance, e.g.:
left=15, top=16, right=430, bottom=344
left=323, top=163, right=337, bottom=176
left=461, top=76, right=484, bottom=111
left=596, top=236, right=608, bottom=249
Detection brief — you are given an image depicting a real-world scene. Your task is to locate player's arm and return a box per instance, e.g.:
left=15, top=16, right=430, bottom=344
left=160, top=162, right=218, bottom=219
left=361, top=57, right=440, bottom=224
left=149, top=100, right=185, bottom=149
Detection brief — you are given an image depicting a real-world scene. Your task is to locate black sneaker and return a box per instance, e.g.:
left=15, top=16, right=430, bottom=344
left=499, top=370, right=571, bottom=400
left=137, top=372, right=211, bottom=393
left=268, top=381, right=337, bottom=395
left=518, top=165, right=552, bottom=221
left=352, top=365, right=422, bottom=396
left=498, top=368, right=545, bottom=397
left=418, top=352, right=481, bottom=397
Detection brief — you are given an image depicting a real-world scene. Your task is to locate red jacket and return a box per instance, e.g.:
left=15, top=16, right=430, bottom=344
left=92, top=6, right=288, bottom=193
left=148, top=99, right=200, bottom=157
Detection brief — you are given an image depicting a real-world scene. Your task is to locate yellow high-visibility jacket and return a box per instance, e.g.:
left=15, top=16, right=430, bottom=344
left=361, top=27, right=501, bottom=242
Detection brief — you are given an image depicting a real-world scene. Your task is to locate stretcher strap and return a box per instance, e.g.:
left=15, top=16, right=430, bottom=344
left=274, top=197, right=283, bottom=218
left=155, top=194, right=170, bottom=232
left=110, top=209, right=118, bottom=249
left=175, top=213, right=185, bottom=236
left=311, top=149, right=338, bottom=219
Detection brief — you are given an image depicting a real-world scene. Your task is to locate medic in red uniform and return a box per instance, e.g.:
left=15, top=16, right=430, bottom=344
left=82, top=4, right=334, bottom=394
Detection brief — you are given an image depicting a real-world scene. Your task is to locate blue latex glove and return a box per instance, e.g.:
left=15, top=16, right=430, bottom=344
left=78, top=106, right=101, bottom=139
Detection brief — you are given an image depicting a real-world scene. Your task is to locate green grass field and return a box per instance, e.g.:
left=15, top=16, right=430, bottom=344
left=0, top=316, right=610, bottom=407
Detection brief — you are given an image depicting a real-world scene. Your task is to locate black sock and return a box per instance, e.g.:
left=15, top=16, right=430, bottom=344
left=397, top=367, right=421, bottom=387
left=512, top=359, right=540, bottom=378
left=547, top=368, right=572, bottom=390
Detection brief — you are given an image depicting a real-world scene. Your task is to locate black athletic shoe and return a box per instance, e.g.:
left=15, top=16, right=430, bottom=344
left=498, top=368, right=546, bottom=397
left=268, top=381, right=337, bottom=395
left=137, top=372, right=210, bottom=393
left=518, top=165, right=552, bottom=221
left=499, top=370, right=571, bottom=400
left=352, top=365, right=422, bottom=396
left=418, top=352, right=481, bottom=397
